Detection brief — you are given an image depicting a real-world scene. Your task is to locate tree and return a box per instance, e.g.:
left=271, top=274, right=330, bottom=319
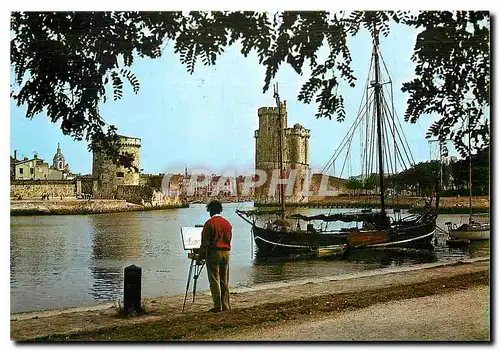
left=402, top=11, right=490, bottom=157
left=363, top=173, right=378, bottom=194
left=345, top=177, right=363, bottom=195
left=390, top=161, right=441, bottom=197
left=449, top=145, right=489, bottom=195
left=10, top=11, right=490, bottom=162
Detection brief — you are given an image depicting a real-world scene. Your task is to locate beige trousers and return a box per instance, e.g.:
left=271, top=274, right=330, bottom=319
left=206, top=250, right=230, bottom=311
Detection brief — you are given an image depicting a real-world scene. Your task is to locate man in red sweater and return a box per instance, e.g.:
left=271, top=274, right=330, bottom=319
left=200, top=200, right=232, bottom=312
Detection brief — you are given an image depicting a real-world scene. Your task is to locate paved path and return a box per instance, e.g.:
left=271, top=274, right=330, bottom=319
left=213, top=285, right=490, bottom=341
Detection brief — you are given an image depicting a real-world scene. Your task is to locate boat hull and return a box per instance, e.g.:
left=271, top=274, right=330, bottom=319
left=449, top=226, right=490, bottom=241
left=252, top=220, right=435, bottom=256
left=252, top=227, right=347, bottom=256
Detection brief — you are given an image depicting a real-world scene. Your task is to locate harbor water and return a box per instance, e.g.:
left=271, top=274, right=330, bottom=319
left=10, top=202, right=489, bottom=314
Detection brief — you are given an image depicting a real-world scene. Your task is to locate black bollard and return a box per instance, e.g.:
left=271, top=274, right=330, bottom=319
left=124, top=265, right=142, bottom=314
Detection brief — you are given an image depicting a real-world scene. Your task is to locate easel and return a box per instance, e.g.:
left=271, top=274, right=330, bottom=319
left=182, top=249, right=205, bottom=312
left=180, top=226, right=205, bottom=313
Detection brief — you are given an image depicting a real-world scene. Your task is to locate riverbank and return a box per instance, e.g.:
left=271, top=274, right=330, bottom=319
left=256, top=196, right=490, bottom=214
left=11, top=257, right=489, bottom=341
left=10, top=199, right=189, bottom=216
left=10, top=196, right=489, bottom=216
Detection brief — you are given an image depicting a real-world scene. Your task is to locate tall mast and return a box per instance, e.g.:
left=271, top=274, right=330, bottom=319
left=373, top=23, right=386, bottom=215
left=274, top=83, right=286, bottom=217
left=468, top=113, right=472, bottom=222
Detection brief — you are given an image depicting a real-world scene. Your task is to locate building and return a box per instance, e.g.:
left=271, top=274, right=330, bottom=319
left=92, top=135, right=141, bottom=198
left=13, top=155, right=68, bottom=180
left=52, top=143, right=69, bottom=172
left=162, top=174, right=183, bottom=197
left=12, top=144, right=72, bottom=181
left=254, top=102, right=311, bottom=204
left=210, top=175, right=236, bottom=196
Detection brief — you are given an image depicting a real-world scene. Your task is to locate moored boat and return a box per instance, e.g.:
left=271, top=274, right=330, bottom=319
left=447, top=220, right=489, bottom=241
left=236, top=22, right=437, bottom=257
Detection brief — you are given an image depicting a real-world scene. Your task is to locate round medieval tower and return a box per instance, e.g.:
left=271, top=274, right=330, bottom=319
left=92, top=135, right=141, bottom=198
left=285, top=123, right=311, bottom=203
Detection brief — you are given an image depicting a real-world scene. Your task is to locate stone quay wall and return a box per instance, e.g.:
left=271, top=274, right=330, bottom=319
left=116, top=185, right=154, bottom=204
left=10, top=199, right=143, bottom=215
left=116, top=185, right=187, bottom=207
left=11, top=180, right=75, bottom=199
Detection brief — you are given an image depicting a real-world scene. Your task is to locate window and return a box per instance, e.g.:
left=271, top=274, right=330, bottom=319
left=19, top=168, right=23, bottom=174
left=116, top=172, right=124, bottom=177
left=30, top=168, right=34, bottom=175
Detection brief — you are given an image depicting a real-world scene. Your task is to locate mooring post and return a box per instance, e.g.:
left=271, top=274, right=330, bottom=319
left=124, top=265, right=142, bottom=314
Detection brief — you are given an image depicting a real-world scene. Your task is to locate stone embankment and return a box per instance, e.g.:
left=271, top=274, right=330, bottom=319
left=10, top=257, right=489, bottom=341
left=258, top=196, right=490, bottom=213
left=187, top=196, right=254, bottom=204
left=10, top=198, right=188, bottom=216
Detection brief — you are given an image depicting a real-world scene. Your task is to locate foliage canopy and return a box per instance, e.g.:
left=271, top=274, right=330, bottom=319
left=10, top=11, right=490, bottom=163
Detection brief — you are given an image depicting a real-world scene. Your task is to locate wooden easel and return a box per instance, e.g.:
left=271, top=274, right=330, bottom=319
left=182, top=249, right=205, bottom=312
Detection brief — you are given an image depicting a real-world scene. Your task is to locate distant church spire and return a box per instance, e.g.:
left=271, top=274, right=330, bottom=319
left=52, top=142, right=67, bottom=171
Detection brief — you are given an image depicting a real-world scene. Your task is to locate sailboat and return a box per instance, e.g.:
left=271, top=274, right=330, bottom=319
left=236, top=25, right=438, bottom=257
left=446, top=116, right=490, bottom=241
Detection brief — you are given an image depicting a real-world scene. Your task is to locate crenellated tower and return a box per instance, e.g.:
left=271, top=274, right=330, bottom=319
left=92, top=135, right=141, bottom=198
left=254, top=103, right=310, bottom=204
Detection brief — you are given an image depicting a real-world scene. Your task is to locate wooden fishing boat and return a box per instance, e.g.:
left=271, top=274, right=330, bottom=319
left=237, top=24, right=437, bottom=257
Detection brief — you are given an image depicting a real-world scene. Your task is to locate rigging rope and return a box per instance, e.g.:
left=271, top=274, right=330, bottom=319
left=320, top=40, right=417, bottom=187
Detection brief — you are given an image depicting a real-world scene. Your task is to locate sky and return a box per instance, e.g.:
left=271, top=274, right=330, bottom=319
left=2, top=3, right=497, bottom=349
left=8, top=14, right=469, bottom=178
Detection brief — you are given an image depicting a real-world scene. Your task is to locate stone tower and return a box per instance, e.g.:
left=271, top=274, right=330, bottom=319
left=254, top=103, right=310, bottom=204
left=92, top=135, right=141, bottom=198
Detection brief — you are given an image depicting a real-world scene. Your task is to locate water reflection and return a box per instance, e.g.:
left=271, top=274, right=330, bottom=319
left=344, top=247, right=438, bottom=266
left=10, top=204, right=489, bottom=314
left=87, top=213, right=143, bottom=301
left=11, top=218, right=71, bottom=283
left=88, top=266, right=123, bottom=300
left=89, top=214, right=142, bottom=260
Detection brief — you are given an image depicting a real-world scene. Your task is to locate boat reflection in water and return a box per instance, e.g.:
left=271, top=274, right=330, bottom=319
left=343, top=247, right=437, bottom=266
left=253, top=244, right=437, bottom=266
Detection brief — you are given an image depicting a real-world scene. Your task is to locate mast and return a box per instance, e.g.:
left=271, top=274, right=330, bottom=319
left=468, top=113, right=472, bottom=222
left=372, top=24, right=386, bottom=215
left=274, top=83, right=286, bottom=218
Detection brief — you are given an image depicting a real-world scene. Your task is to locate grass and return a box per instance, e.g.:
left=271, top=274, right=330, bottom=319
left=113, top=300, right=148, bottom=318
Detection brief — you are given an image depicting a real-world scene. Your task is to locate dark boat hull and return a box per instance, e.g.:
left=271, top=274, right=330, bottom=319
left=252, top=220, right=435, bottom=256
left=252, top=227, right=347, bottom=256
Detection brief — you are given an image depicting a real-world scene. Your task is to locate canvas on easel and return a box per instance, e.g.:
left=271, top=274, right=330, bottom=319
left=180, top=226, right=205, bottom=312
left=181, top=227, right=203, bottom=250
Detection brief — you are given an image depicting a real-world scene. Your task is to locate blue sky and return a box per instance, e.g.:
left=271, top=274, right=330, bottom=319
left=10, top=20, right=450, bottom=177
